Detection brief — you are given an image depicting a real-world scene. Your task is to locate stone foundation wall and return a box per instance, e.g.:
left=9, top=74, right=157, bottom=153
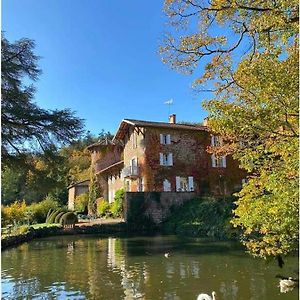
left=124, top=192, right=196, bottom=225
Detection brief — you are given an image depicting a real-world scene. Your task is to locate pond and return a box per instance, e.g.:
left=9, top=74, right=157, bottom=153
left=1, top=235, right=298, bottom=299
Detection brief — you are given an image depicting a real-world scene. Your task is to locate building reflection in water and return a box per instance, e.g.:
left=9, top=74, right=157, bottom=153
left=2, top=236, right=298, bottom=300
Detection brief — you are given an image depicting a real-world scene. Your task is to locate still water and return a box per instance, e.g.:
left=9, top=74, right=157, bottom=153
left=1, top=235, right=298, bottom=300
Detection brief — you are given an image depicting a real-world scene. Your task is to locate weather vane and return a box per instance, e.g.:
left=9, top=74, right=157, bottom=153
left=164, top=98, right=173, bottom=116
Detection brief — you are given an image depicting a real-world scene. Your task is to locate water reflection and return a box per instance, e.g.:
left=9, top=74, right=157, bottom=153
left=1, top=235, right=298, bottom=299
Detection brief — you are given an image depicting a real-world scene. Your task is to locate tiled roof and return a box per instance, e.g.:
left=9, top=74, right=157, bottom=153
left=124, top=119, right=206, bottom=130
left=113, top=118, right=207, bottom=141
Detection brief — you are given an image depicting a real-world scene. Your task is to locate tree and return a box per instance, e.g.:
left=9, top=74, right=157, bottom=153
left=1, top=35, right=84, bottom=165
left=1, top=150, right=68, bottom=205
left=61, top=130, right=113, bottom=185
left=207, top=47, right=299, bottom=258
left=160, top=0, right=299, bottom=258
left=161, top=0, right=298, bottom=92
left=1, top=131, right=113, bottom=206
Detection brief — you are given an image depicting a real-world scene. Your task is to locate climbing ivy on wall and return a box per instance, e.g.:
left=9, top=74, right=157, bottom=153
left=88, top=167, right=101, bottom=215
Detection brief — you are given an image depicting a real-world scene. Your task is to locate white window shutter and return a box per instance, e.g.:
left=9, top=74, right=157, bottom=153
left=188, top=176, right=194, bottom=191
left=160, top=134, right=164, bottom=144
left=211, top=136, right=215, bottom=146
left=160, top=153, right=163, bottom=165
left=167, top=134, right=171, bottom=144
left=163, top=179, right=171, bottom=192
left=222, top=156, right=227, bottom=168
left=168, top=153, right=173, bottom=166
left=176, top=176, right=180, bottom=191
left=211, top=154, right=216, bottom=167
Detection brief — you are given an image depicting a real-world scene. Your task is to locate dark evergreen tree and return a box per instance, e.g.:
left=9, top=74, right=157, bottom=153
left=1, top=35, right=84, bottom=165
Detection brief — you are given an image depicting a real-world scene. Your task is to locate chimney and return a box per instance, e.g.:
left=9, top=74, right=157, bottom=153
left=169, top=114, right=176, bottom=124
left=203, top=117, right=209, bottom=126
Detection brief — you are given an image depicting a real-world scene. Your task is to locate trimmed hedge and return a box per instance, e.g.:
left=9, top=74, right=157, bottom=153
left=59, top=212, right=78, bottom=226
left=46, top=208, right=54, bottom=222
left=47, top=210, right=63, bottom=224
left=54, top=212, right=66, bottom=223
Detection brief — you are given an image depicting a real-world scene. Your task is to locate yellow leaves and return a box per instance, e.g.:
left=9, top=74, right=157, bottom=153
left=2, top=200, right=27, bottom=226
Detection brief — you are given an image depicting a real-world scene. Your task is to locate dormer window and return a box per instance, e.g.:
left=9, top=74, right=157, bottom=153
left=160, top=134, right=171, bottom=145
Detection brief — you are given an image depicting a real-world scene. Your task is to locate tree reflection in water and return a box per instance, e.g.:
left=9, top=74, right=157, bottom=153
left=1, top=236, right=298, bottom=299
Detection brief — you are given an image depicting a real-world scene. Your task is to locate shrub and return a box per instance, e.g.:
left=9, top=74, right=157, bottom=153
left=18, top=225, right=30, bottom=235
left=74, top=193, right=89, bottom=212
left=59, top=212, right=78, bottom=226
left=54, top=211, right=66, bottom=223
left=26, top=195, right=60, bottom=224
left=46, top=208, right=54, bottom=221
left=97, top=198, right=111, bottom=217
left=1, top=201, right=27, bottom=226
left=163, top=197, right=237, bottom=239
left=47, top=210, right=62, bottom=224
left=110, top=189, right=124, bottom=218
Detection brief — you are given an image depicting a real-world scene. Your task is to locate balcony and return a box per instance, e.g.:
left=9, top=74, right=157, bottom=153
left=122, top=165, right=139, bottom=178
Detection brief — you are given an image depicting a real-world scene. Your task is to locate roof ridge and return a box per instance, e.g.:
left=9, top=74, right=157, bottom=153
left=123, top=118, right=203, bottom=127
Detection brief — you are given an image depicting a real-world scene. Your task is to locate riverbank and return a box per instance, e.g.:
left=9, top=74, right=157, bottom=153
left=2, top=197, right=238, bottom=250
left=1, top=220, right=127, bottom=250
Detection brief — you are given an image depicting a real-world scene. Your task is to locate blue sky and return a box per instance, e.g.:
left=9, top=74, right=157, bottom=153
left=2, top=0, right=210, bottom=135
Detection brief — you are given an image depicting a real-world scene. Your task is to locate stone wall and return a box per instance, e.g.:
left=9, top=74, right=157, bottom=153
left=124, top=192, right=196, bottom=225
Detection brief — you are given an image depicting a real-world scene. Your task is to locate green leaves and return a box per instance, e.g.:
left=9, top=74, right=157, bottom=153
left=161, top=0, right=299, bottom=258
left=161, top=0, right=298, bottom=91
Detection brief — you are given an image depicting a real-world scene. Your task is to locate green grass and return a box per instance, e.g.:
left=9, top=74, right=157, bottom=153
left=1, top=223, right=62, bottom=239
left=31, top=223, right=62, bottom=229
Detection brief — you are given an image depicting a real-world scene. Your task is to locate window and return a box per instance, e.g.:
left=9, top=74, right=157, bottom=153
left=130, top=157, right=138, bottom=174
left=160, top=153, right=173, bottom=166
left=175, top=176, right=194, bottom=192
left=125, top=180, right=130, bottom=192
left=132, top=131, right=138, bottom=148
left=211, top=154, right=226, bottom=168
left=163, top=179, right=171, bottom=192
left=160, top=134, right=171, bottom=145
left=138, top=177, right=144, bottom=192
left=211, top=135, right=222, bottom=147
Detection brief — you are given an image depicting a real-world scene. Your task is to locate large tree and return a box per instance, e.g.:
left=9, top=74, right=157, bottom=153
left=160, top=0, right=298, bottom=91
left=1, top=35, right=84, bottom=165
left=1, top=131, right=113, bottom=205
left=161, top=0, right=299, bottom=258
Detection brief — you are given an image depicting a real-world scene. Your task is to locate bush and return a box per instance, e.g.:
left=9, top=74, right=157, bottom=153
left=1, top=201, right=27, bottom=227
left=47, top=210, right=62, bottom=224
left=54, top=211, right=66, bottom=223
left=74, top=193, right=89, bottom=212
left=97, top=198, right=111, bottom=217
left=27, top=196, right=60, bottom=224
left=110, top=189, right=124, bottom=218
left=59, top=212, right=78, bottom=226
left=163, top=197, right=238, bottom=239
left=46, top=208, right=54, bottom=221
left=18, top=225, right=30, bottom=235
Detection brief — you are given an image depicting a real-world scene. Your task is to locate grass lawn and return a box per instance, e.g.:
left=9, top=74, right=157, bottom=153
left=31, top=223, right=62, bottom=229
left=2, top=223, right=63, bottom=239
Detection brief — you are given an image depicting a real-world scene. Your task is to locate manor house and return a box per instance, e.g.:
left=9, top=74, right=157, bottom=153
left=86, top=115, right=245, bottom=203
